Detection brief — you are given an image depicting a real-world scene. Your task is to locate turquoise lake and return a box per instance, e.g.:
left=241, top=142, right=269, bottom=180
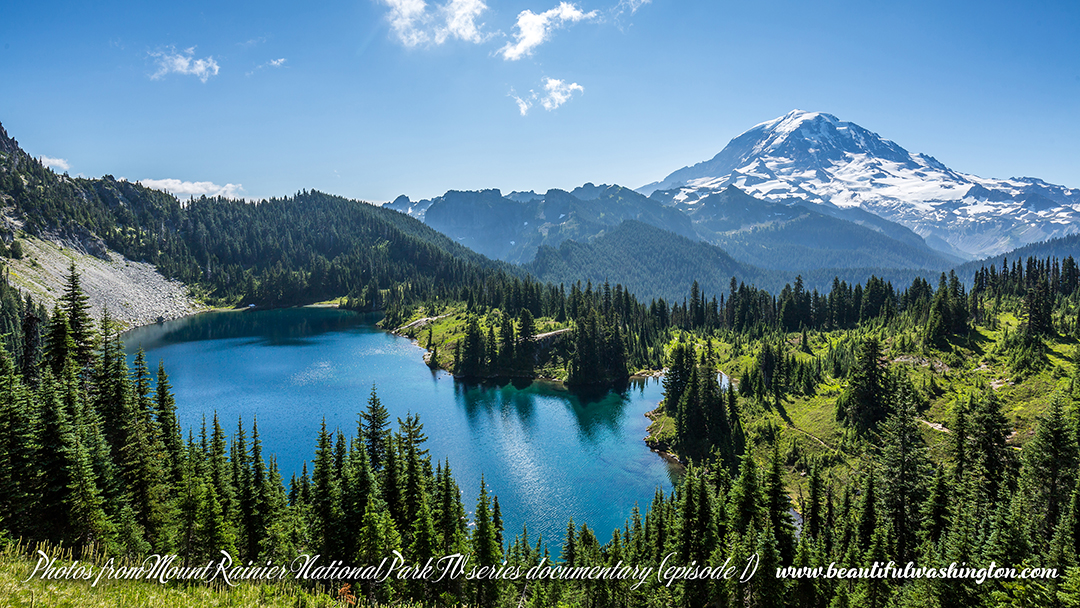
left=123, top=307, right=681, bottom=547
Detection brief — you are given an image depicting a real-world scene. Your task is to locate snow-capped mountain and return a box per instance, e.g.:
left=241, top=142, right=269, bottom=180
left=640, top=110, right=1080, bottom=259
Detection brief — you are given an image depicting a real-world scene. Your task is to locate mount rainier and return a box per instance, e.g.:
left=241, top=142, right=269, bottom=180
left=640, top=110, right=1080, bottom=259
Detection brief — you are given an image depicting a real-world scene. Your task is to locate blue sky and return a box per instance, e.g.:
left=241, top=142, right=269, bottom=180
left=2, top=0, right=1078, bottom=202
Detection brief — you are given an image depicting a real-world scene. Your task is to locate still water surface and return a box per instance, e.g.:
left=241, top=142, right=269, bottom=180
left=123, top=307, right=680, bottom=546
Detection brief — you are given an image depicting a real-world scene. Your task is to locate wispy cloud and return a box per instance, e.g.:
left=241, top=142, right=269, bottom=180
left=510, top=77, right=584, bottom=115
left=247, top=57, right=287, bottom=76
left=509, top=90, right=533, bottom=116
left=379, top=0, right=489, bottom=47
left=498, top=2, right=597, bottom=61
left=39, top=156, right=70, bottom=172
left=540, top=77, right=583, bottom=110
left=615, top=0, right=650, bottom=16
left=149, top=46, right=220, bottom=83
left=138, top=178, right=244, bottom=199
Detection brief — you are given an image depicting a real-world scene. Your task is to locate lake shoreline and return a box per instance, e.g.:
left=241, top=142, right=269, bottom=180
left=121, top=305, right=679, bottom=546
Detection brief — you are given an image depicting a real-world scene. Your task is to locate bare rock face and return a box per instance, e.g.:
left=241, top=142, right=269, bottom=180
left=0, top=122, right=19, bottom=156
left=4, top=236, right=207, bottom=329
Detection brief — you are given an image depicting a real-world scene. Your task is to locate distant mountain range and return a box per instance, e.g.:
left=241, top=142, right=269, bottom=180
left=641, top=110, right=1080, bottom=259
left=386, top=184, right=697, bottom=265
left=387, top=182, right=960, bottom=273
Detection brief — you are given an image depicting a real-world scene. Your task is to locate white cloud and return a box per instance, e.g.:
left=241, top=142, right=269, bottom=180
left=40, top=156, right=70, bottom=172
left=510, top=90, right=533, bottom=116
left=540, top=77, right=583, bottom=110
left=139, top=178, right=244, bottom=199
left=437, top=0, right=487, bottom=43
left=149, top=47, right=220, bottom=83
left=379, top=0, right=488, bottom=47
left=509, top=77, right=584, bottom=115
left=382, top=0, right=430, bottom=46
left=498, top=2, right=597, bottom=61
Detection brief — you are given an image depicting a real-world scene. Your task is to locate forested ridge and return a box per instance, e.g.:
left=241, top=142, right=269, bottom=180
left=1, top=122, right=519, bottom=312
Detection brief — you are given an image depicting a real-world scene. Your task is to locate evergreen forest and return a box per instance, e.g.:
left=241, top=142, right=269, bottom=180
left=4, top=125, right=1080, bottom=607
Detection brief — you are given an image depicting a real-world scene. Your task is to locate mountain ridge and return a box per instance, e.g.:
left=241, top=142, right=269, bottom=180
left=640, top=110, right=1080, bottom=259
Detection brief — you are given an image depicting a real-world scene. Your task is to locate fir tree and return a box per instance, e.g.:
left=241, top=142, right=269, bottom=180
left=877, top=382, right=929, bottom=563
left=361, top=385, right=390, bottom=471
left=60, top=262, right=95, bottom=370
left=764, top=441, right=797, bottom=565
left=1019, top=398, right=1079, bottom=550
left=472, top=477, right=501, bottom=607
left=312, top=419, right=342, bottom=557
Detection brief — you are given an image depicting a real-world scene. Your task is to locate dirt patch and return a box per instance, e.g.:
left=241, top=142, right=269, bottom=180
left=919, top=419, right=951, bottom=434
left=893, top=355, right=950, bottom=373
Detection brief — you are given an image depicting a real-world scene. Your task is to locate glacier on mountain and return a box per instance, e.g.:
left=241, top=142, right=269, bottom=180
left=640, top=110, right=1080, bottom=258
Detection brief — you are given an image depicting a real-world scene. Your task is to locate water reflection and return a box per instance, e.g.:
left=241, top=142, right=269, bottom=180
left=123, top=308, right=679, bottom=545
left=124, top=307, right=377, bottom=352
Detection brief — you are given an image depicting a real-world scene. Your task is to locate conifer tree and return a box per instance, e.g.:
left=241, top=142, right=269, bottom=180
left=516, top=308, right=536, bottom=371
left=839, top=337, right=888, bottom=434
left=855, top=469, right=878, bottom=550
left=60, top=262, right=95, bottom=370
left=807, top=463, right=824, bottom=541
left=312, top=419, right=342, bottom=557
left=208, top=413, right=238, bottom=536
left=245, top=417, right=271, bottom=559
left=969, top=389, right=1010, bottom=504
left=43, top=307, right=74, bottom=376
left=36, top=368, right=78, bottom=543
left=561, top=516, right=577, bottom=567
left=472, top=477, right=501, bottom=606
left=878, top=382, right=929, bottom=563
left=177, top=442, right=207, bottom=563
left=729, top=454, right=763, bottom=535
left=1019, top=398, right=1079, bottom=550
left=199, top=483, right=237, bottom=560
left=155, top=361, right=183, bottom=485
left=0, top=347, right=38, bottom=537
left=982, top=495, right=1028, bottom=567
left=19, top=297, right=42, bottom=388
left=120, top=381, right=171, bottom=551
left=435, top=459, right=466, bottom=555
left=920, top=465, right=950, bottom=552
left=361, top=385, right=390, bottom=470
left=358, top=494, right=401, bottom=602
left=498, top=314, right=515, bottom=371
left=342, top=432, right=377, bottom=560
left=765, top=441, right=797, bottom=566
left=850, top=529, right=890, bottom=608
left=749, top=524, right=786, bottom=608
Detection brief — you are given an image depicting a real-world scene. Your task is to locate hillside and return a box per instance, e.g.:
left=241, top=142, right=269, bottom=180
left=0, top=121, right=518, bottom=315
left=525, top=220, right=759, bottom=302
left=524, top=219, right=940, bottom=302
left=953, top=233, right=1080, bottom=283
left=417, top=184, right=697, bottom=264
left=2, top=235, right=204, bottom=329
left=685, top=186, right=958, bottom=271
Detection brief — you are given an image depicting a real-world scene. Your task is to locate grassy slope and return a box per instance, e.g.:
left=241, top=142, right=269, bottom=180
left=648, top=311, right=1078, bottom=507
left=388, top=305, right=573, bottom=379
